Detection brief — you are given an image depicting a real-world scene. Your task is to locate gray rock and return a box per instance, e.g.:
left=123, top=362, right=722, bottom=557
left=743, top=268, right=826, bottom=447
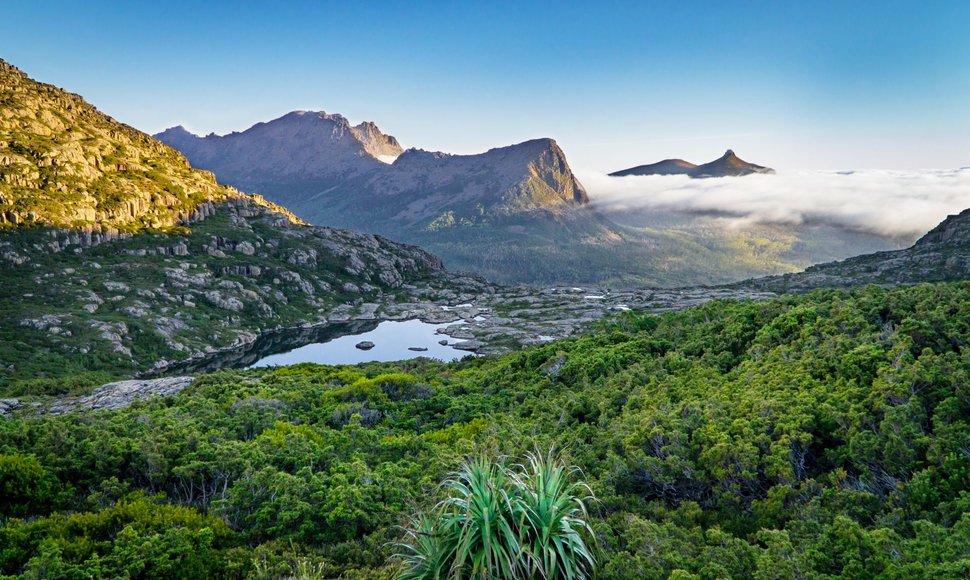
left=0, top=398, right=21, bottom=417
left=42, top=377, right=194, bottom=415
left=355, top=341, right=375, bottom=350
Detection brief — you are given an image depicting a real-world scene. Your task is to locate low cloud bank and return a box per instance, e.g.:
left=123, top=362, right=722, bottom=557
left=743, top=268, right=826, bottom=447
left=580, top=168, right=970, bottom=238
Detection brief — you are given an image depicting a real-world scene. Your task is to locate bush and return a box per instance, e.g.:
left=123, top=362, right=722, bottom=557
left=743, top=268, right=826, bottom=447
left=395, top=450, right=596, bottom=579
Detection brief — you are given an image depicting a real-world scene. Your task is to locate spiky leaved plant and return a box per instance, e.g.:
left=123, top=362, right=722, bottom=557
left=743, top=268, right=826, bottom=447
left=396, top=514, right=457, bottom=580
left=395, top=451, right=596, bottom=579
left=508, top=449, right=596, bottom=579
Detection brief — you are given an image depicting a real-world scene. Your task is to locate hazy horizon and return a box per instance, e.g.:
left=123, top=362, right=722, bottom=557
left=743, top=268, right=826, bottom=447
left=3, top=1, right=968, bottom=172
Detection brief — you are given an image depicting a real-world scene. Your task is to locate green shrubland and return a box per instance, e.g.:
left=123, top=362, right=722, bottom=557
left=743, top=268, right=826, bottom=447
left=1, top=283, right=969, bottom=577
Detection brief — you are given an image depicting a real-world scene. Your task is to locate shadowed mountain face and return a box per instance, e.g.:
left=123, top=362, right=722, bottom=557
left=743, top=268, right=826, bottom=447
left=609, top=158, right=697, bottom=177
left=158, top=119, right=636, bottom=285
left=154, top=111, right=399, bottom=188
left=610, top=150, right=774, bottom=178
left=157, top=119, right=587, bottom=233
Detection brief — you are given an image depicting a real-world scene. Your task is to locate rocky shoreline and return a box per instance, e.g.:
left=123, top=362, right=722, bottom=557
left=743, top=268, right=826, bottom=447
left=1, top=284, right=776, bottom=418
left=147, top=283, right=778, bottom=374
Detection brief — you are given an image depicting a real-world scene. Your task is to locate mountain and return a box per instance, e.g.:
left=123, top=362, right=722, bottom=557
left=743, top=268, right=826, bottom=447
left=159, top=119, right=906, bottom=287
left=610, top=149, right=774, bottom=178
left=691, top=149, right=774, bottom=177
left=157, top=120, right=588, bottom=231
left=158, top=119, right=637, bottom=285
left=608, top=158, right=697, bottom=176
left=0, top=60, right=486, bottom=385
left=746, top=207, right=970, bottom=291
left=154, top=111, right=401, bottom=192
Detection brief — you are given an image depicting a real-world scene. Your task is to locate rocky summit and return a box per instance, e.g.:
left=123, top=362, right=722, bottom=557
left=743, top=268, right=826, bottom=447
left=154, top=111, right=402, bottom=191
left=157, top=120, right=588, bottom=231
left=610, top=149, right=774, bottom=178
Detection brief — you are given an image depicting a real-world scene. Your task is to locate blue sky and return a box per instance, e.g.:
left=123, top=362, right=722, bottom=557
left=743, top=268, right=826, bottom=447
left=3, top=1, right=969, bottom=170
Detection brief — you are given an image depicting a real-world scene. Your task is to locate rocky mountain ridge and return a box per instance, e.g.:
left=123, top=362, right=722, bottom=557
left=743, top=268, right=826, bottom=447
left=158, top=117, right=909, bottom=287
left=745, top=207, right=970, bottom=291
left=157, top=120, right=588, bottom=228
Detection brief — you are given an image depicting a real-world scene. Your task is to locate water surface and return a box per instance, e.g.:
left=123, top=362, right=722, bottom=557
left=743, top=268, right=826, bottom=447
left=248, top=319, right=467, bottom=368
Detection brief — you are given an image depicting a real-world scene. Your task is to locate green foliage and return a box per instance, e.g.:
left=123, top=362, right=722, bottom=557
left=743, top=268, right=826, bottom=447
left=0, top=454, right=51, bottom=517
left=395, top=450, right=596, bottom=579
left=1, top=283, right=969, bottom=576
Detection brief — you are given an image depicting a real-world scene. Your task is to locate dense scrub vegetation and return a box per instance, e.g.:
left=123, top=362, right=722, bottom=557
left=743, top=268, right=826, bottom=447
left=1, top=283, right=969, bottom=578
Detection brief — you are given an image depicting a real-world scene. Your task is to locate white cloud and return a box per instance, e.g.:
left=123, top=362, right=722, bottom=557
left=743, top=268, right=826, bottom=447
left=580, top=168, right=970, bottom=238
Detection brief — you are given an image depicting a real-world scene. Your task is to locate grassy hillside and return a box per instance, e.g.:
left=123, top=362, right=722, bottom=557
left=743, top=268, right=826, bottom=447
left=2, top=282, right=968, bottom=577
left=0, top=59, right=250, bottom=230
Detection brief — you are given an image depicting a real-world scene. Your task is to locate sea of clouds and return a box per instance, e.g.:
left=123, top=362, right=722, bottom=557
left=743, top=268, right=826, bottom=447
left=580, top=168, right=970, bottom=238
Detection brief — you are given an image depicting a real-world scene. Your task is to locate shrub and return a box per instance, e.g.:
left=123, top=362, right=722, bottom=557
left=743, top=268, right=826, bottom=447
left=395, top=450, right=596, bottom=579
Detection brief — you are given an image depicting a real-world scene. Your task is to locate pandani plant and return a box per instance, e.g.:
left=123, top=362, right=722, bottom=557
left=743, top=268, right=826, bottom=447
left=394, top=449, right=596, bottom=579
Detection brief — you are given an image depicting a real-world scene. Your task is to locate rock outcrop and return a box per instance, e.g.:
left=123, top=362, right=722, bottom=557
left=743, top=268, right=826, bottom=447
left=46, top=376, right=195, bottom=415
left=0, top=377, right=194, bottom=418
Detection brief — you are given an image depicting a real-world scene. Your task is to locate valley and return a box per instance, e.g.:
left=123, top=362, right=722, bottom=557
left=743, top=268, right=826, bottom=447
left=1, top=17, right=969, bottom=577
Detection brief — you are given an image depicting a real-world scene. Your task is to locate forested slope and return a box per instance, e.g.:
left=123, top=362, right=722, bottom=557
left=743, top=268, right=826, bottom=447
left=2, top=282, right=968, bottom=578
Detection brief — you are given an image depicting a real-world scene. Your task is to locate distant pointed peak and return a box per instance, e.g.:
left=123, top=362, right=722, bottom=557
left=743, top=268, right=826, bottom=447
left=157, top=125, right=200, bottom=138
left=723, top=149, right=737, bottom=157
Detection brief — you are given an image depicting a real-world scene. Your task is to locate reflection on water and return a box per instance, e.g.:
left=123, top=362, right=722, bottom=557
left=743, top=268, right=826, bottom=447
left=142, top=319, right=469, bottom=377
left=249, top=319, right=467, bottom=368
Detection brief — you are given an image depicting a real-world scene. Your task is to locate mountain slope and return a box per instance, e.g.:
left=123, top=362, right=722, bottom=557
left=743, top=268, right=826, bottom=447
left=0, top=59, right=251, bottom=230
left=608, top=158, right=697, bottom=176
left=0, top=61, right=486, bottom=387
left=746, top=207, right=970, bottom=291
left=610, top=149, right=774, bottom=178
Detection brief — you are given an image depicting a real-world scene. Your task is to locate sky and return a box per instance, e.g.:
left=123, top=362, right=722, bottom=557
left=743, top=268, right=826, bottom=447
left=3, top=1, right=969, bottom=172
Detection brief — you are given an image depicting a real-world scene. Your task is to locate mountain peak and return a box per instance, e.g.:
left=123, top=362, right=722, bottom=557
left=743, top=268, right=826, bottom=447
left=156, top=111, right=404, bottom=177
left=692, top=149, right=773, bottom=178
left=157, top=125, right=196, bottom=138
left=610, top=149, right=772, bottom=178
